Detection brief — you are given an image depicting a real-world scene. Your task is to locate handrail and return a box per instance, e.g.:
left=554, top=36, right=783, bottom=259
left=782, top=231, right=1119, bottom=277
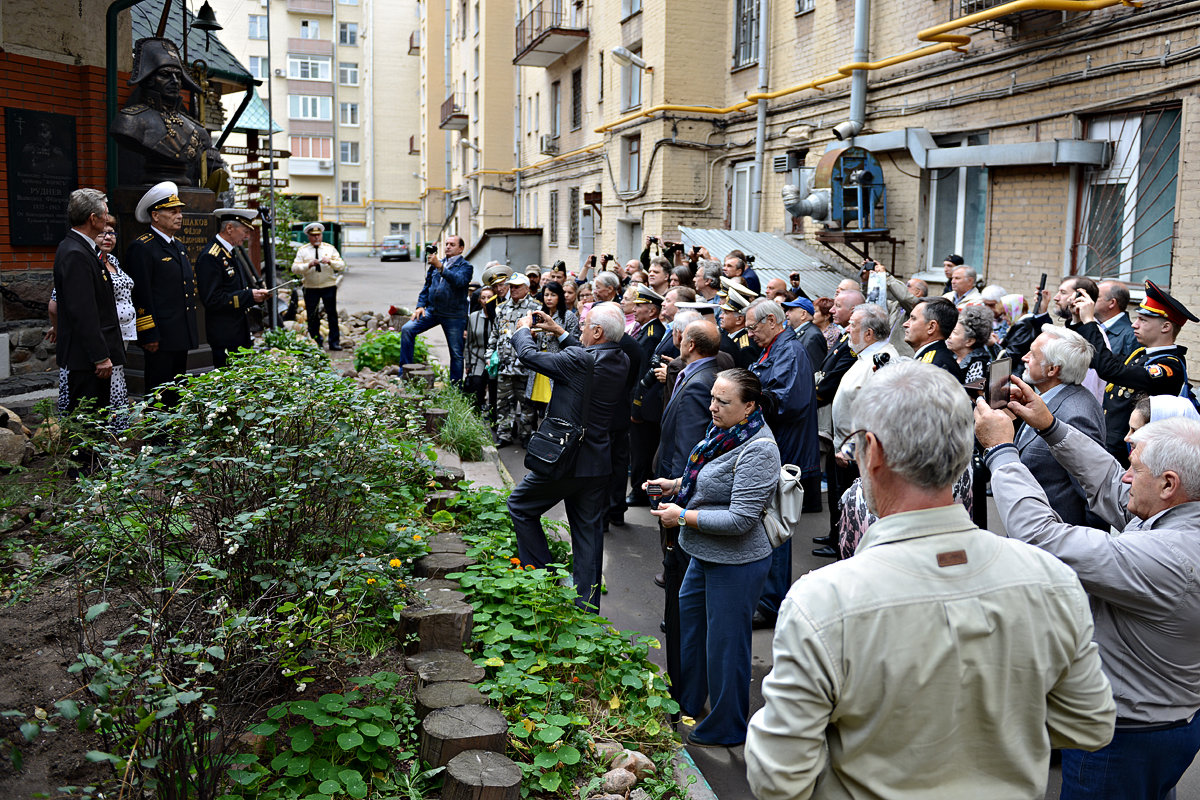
left=593, top=0, right=1140, bottom=133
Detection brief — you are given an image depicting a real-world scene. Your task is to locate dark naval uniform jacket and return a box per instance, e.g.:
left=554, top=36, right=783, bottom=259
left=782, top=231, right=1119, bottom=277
left=1078, top=320, right=1189, bottom=458
left=124, top=229, right=199, bottom=351
left=631, top=318, right=669, bottom=423
left=914, top=339, right=964, bottom=382
left=720, top=327, right=760, bottom=369
left=196, top=235, right=256, bottom=349
left=815, top=332, right=857, bottom=406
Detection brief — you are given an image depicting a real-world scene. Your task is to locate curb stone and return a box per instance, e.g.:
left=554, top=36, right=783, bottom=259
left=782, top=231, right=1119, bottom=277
left=674, top=747, right=720, bottom=800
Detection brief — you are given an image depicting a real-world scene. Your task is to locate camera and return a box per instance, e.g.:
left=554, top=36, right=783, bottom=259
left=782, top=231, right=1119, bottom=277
left=425, top=243, right=438, bottom=256
left=745, top=254, right=756, bottom=265
left=861, top=259, right=876, bottom=271
left=872, top=352, right=891, bottom=371
left=648, top=236, right=659, bottom=244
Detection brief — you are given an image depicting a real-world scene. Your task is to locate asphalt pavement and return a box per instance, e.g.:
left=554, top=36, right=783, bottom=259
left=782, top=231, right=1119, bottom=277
left=334, top=252, right=1200, bottom=799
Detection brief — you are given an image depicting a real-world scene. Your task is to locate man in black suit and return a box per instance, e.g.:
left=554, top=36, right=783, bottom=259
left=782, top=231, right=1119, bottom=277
left=53, top=188, right=124, bottom=414
left=628, top=285, right=668, bottom=508
left=1096, top=280, right=1138, bottom=361
left=123, top=181, right=199, bottom=401
left=507, top=302, right=631, bottom=612
left=903, top=297, right=964, bottom=382
left=195, top=208, right=269, bottom=367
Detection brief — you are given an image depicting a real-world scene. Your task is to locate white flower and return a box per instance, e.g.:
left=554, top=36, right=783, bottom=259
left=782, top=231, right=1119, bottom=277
left=296, top=683, right=307, bottom=693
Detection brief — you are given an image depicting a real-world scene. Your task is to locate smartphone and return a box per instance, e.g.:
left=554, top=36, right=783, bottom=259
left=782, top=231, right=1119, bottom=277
left=987, top=357, right=1013, bottom=409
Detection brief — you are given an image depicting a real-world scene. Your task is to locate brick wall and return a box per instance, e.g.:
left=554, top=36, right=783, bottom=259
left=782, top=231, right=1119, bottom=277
left=0, top=53, right=116, bottom=273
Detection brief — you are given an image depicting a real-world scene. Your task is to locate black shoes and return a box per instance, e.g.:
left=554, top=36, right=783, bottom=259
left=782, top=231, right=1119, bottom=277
left=653, top=573, right=666, bottom=588
left=606, top=514, right=626, bottom=528
left=329, top=343, right=343, bottom=351
left=812, top=535, right=835, bottom=546
left=812, top=545, right=838, bottom=558
left=752, top=610, right=776, bottom=629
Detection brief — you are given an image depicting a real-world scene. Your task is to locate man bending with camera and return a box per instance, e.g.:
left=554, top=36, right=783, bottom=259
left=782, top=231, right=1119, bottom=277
left=400, top=234, right=474, bottom=384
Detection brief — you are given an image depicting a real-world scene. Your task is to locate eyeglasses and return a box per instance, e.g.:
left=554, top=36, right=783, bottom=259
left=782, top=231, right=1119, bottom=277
left=99, top=231, right=117, bottom=238
left=838, top=428, right=869, bottom=461
left=745, top=319, right=764, bottom=331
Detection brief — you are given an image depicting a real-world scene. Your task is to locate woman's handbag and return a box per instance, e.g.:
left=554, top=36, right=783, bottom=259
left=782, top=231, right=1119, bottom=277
left=523, top=355, right=594, bottom=479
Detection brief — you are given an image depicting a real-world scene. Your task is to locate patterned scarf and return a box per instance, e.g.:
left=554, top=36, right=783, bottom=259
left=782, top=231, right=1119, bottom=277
left=676, top=407, right=766, bottom=506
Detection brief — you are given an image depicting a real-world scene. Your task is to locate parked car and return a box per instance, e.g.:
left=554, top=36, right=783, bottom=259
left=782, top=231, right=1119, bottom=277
left=380, top=236, right=410, bottom=262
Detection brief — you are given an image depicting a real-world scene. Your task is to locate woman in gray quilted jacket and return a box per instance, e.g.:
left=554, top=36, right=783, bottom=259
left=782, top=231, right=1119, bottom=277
left=648, top=368, right=781, bottom=748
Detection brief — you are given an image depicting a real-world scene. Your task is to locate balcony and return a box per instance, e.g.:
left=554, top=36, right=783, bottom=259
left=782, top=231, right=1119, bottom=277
left=287, top=0, right=333, bottom=14
left=408, top=30, right=420, bottom=55
left=440, top=93, right=468, bottom=130
left=514, top=1, right=588, bottom=67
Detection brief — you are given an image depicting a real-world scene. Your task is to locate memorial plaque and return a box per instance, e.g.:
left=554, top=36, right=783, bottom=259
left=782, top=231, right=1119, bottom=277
left=5, top=108, right=77, bottom=246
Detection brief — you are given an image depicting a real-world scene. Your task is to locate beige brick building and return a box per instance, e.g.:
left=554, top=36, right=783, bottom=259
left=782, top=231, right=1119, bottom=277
left=418, top=0, right=1200, bottom=348
left=211, top=0, right=423, bottom=254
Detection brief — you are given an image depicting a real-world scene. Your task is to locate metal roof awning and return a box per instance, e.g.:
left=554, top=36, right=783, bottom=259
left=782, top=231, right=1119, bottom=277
left=678, top=227, right=847, bottom=300
left=130, top=0, right=254, bottom=91
left=230, top=87, right=283, bottom=134
left=840, top=127, right=1111, bottom=169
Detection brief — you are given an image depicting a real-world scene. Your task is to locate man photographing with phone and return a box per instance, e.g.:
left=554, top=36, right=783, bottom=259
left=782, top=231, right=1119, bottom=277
left=399, top=234, right=474, bottom=384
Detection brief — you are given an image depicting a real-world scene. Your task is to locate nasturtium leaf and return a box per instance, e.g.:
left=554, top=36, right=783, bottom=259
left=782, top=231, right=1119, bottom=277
left=539, top=771, right=562, bottom=792
left=317, top=779, right=341, bottom=795
left=536, top=725, right=565, bottom=744
left=534, top=751, right=559, bottom=769
left=337, top=731, right=364, bottom=750
left=290, top=727, right=315, bottom=753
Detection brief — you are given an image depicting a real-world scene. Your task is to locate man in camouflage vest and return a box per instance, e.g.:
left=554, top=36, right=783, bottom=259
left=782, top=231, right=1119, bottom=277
left=487, top=272, right=542, bottom=446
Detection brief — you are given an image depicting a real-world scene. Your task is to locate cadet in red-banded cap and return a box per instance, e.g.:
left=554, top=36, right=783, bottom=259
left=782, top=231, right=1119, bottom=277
left=1075, top=278, right=1199, bottom=465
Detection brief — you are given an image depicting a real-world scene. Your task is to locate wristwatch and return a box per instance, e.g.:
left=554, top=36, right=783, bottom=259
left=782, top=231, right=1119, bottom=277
left=678, top=511, right=686, bottom=528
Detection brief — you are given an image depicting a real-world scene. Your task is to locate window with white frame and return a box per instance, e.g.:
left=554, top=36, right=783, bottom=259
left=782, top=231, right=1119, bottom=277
left=621, top=0, right=643, bottom=18
left=339, top=62, right=359, bottom=85
left=733, top=0, right=759, bottom=68
left=339, top=102, right=360, bottom=126
left=248, top=14, right=268, bottom=39
left=341, top=181, right=360, bottom=203
left=299, top=19, right=320, bottom=39
left=339, top=0, right=358, bottom=5
left=340, top=141, right=360, bottom=164
left=473, top=91, right=479, bottom=121
left=288, top=95, right=332, bottom=120
left=620, top=47, right=642, bottom=111
left=621, top=134, right=640, bottom=192
left=550, top=81, right=561, bottom=137
left=1077, top=108, right=1180, bottom=286
left=730, top=161, right=757, bottom=229
left=248, top=56, right=268, bottom=80
left=796, top=0, right=814, bottom=13
left=290, top=135, right=333, bottom=159
left=339, top=22, right=358, bottom=45
left=926, top=133, right=989, bottom=272
left=288, top=55, right=331, bottom=81
left=549, top=190, right=559, bottom=244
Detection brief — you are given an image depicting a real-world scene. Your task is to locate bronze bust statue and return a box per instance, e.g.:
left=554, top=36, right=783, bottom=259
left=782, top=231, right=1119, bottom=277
left=110, top=37, right=228, bottom=190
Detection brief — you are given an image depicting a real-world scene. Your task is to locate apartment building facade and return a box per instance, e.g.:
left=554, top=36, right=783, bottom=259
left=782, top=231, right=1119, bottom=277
left=212, top=0, right=423, bottom=252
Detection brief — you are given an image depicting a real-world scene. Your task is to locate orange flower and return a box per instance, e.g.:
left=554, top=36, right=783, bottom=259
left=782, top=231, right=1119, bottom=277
left=526, top=565, right=534, bottom=570
left=413, top=534, right=422, bottom=541
left=571, top=676, right=580, bottom=683
left=509, top=557, right=521, bottom=566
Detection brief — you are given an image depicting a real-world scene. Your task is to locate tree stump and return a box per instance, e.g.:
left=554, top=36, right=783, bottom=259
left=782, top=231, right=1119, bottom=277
left=425, top=490, right=459, bottom=514
left=417, top=585, right=467, bottom=606
left=402, top=363, right=426, bottom=378
left=411, top=369, right=436, bottom=390
left=424, top=407, right=450, bottom=435
left=415, top=552, right=473, bottom=579
left=416, top=681, right=487, bottom=720
left=407, top=649, right=486, bottom=686
left=434, top=465, right=466, bottom=489
left=419, top=706, right=508, bottom=768
left=400, top=601, right=474, bottom=654
left=427, top=535, right=468, bottom=555
left=443, top=750, right=522, bottom=800
left=412, top=577, right=461, bottom=593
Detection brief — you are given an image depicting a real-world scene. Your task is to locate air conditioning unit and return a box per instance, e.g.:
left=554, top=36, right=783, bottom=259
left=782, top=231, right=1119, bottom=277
left=540, top=134, right=559, bottom=156
left=318, top=159, right=332, bottom=168
left=274, top=68, right=285, bottom=77
left=773, top=152, right=804, bottom=173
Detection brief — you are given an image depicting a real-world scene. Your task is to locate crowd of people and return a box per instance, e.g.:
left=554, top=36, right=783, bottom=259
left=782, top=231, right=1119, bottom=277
left=402, top=237, right=1200, bottom=798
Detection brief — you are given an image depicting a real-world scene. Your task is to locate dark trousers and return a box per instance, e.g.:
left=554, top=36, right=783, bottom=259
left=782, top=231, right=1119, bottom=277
left=143, top=349, right=189, bottom=406
left=606, top=426, right=632, bottom=520
left=509, top=472, right=609, bottom=612
left=663, top=527, right=692, bottom=708
left=304, top=286, right=339, bottom=346
left=628, top=420, right=660, bottom=505
left=66, top=369, right=110, bottom=414
left=209, top=335, right=250, bottom=369
left=1060, top=714, right=1200, bottom=800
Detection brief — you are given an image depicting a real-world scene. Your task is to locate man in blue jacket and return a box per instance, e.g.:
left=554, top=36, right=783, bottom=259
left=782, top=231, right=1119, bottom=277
left=400, top=234, right=474, bottom=383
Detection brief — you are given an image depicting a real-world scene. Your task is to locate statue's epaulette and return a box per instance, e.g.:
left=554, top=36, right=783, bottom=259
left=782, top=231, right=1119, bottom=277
left=120, top=104, right=149, bottom=116
left=137, top=233, right=153, bottom=243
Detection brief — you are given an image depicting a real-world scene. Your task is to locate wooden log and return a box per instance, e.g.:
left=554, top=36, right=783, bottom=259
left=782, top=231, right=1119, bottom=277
left=419, top=706, right=508, bottom=768
left=412, top=577, right=461, bottom=593
left=424, top=490, right=459, bottom=514
left=407, top=649, right=486, bottom=687
left=424, top=407, right=450, bottom=435
left=411, top=369, right=436, bottom=390
left=443, top=750, right=522, bottom=800
left=417, top=584, right=467, bottom=606
left=402, top=363, right=426, bottom=377
left=433, top=465, right=466, bottom=489
left=400, top=600, right=474, bottom=654
left=415, top=681, right=487, bottom=720
left=415, top=552, right=473, bottom=580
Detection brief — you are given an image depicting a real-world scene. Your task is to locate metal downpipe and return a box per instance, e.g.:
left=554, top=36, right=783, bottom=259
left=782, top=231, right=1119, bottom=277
left=849, top=0, right=871, bottom=135
left=750, top=0, right=771, bottom=230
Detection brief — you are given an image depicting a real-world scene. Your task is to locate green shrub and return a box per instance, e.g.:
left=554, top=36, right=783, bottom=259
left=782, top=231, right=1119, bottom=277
left=354, top=330, right=431, bottom=372
left=428, top=384, right=493, bottom=461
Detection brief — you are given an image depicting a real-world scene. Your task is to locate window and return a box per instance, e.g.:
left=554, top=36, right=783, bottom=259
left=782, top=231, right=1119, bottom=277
left=621, top=134, right=640, bottom=192
left=598, top=52, right=604, bottom=102
left=1077, top=108, right=1180, bottom=285
left=550, top=81, right=561, bottom=137
left=339, top=102, right=360, bottom=125
left=474, top=2, right=480, bottom=34
left=288, top=95, right=332, bottom=120
left=733, top=0, right=759, bottom=68
left=339, top=22, right=358, bottom=45
left=339, top=0, right=358, bottom=5
left=549, top=190, right=559, bottom=244
left=341, top=181, right=360, bottom=203
left=473, top=91, right=479, bottom=122
left=526, top=96, right=534, bottom=136
left=340, top=141, right=360, bottom=164
left=249, top=56, right=268, bottom=80
left=459, top=0, right=468, bottom=38
left=571, top=68, right=583, bottom=130
left=926, top=133, right=989, bottom=272
left=534, top=92, right=540, bottom=138
left=472, top=137, right=480, bottom=170
left=389, top=222, right=401, bottom=234
left=796, top=0, right=814, bottom=12
left=288, top=55, right=331, bottom=81
left=730, top=161, right=757, bottom=229
left=473, top=46, right=480, bottom=79
left=568, top=188, right=580, bottom=247
left=290, top=135, right=333, bottom=159
left=621, top=0, right=642, bottom=17
left=620, top=48, right=642, bottom=111
left=248, top=14, right=268, bottom=39
left=339, top=62, right=359, bottom=85
left=299, top=19, right=320, bottom=39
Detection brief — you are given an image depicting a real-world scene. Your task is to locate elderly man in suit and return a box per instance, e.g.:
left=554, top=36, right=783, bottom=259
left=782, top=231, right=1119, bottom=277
left=1095, top=280, right=1138, bottom=360
left=1015, top=326, right=1106, bottom=526
left=506, top=302, right=630, bottom=612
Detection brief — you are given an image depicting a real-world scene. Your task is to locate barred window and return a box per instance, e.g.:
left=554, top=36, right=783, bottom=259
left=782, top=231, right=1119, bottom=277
left=549, top=190, right=559, bottom=244
left=568, top=187, right=580, bottom=248
left=733, top=0, right=759, bottom=68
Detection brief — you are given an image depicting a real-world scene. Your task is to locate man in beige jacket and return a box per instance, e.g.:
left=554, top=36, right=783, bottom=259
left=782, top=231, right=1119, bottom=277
left=293, top=222, right=346, bottom=350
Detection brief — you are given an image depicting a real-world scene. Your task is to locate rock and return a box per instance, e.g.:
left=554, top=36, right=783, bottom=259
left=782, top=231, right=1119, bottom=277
left=11, top=551, right=32, bottom=570
left=341, top=368, right=358, bottom=378
left=0, top=406, right=27, bottom=435
left=31, top=419, right=61, bottom=453
left=0, top=428, right=32, bottom=467
left=11, top=362, right=36, bottom=376
left=383, top=365, right=401, bottom=376
left=630, top=789, right=651, bottom=800
left=600, top=768, right=637, bottom=794
left=13, top=327, right=46, bottom=348
left=10, top=348, right=31, bottom=364
left=589, top=795, right=624, bottom=800
left=367, top=318, right=379, bottom=331
left=610, top=749, right=656, bottom=780
left=591, top=739, right=625, bottom=763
